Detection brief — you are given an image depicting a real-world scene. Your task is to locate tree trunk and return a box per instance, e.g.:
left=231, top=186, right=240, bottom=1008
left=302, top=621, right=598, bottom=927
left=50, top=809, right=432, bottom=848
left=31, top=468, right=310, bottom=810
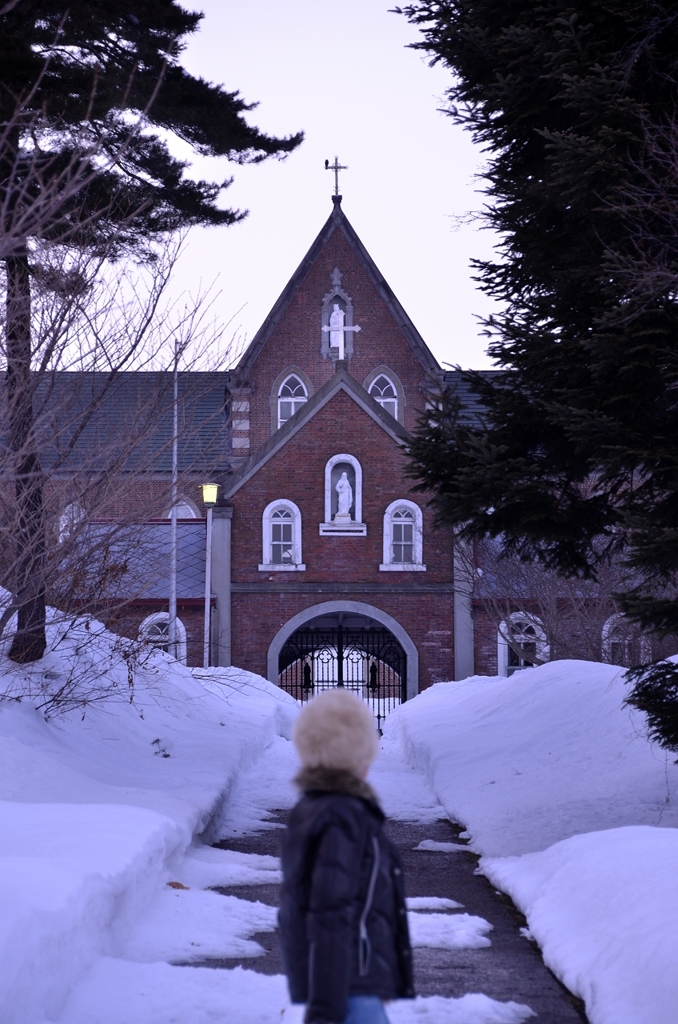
left=5, top=251, right=46, bottom=662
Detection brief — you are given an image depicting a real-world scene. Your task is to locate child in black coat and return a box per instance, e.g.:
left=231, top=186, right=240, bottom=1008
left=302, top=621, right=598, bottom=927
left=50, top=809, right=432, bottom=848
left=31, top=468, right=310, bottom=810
left=279, top=689, right=414, bottom=1024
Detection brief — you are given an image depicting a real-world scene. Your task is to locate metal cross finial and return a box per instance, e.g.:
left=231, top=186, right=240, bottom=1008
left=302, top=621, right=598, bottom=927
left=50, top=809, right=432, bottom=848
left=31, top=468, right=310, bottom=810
left=325, top=155, right=347, bottom=196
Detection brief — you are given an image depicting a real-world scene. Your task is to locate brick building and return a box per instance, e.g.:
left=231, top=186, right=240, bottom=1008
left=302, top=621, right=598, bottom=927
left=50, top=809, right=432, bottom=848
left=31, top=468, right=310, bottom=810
left=51, top=197, right=657, bottom=688
left=63, top=196, right=482, bottom=699
left=214, top=195, right=466, bottom=706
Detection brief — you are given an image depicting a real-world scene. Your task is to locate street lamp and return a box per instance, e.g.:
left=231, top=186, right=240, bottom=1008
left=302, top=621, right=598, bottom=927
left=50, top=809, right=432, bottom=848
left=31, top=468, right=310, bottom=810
left=202, top=483, right=218, bottom=667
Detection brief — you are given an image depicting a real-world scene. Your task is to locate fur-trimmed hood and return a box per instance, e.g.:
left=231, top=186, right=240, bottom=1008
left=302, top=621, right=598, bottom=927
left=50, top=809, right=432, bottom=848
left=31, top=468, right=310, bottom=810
left=292, top=689, right=379, bottom=776
left=294, top=765, right=381, bottom=810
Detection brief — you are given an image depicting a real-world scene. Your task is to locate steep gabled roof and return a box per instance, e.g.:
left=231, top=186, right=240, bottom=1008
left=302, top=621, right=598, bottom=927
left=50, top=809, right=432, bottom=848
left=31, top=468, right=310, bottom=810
left=234, top=197, right=442, bottom=380
left=224, top=365, right=410, bottom=498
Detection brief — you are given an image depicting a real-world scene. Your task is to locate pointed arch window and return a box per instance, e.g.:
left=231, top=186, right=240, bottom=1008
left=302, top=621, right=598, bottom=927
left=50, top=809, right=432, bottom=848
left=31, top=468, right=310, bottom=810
left=369, top=374, right=398, bottom=419
left=278, top=374, right=308, bottom=428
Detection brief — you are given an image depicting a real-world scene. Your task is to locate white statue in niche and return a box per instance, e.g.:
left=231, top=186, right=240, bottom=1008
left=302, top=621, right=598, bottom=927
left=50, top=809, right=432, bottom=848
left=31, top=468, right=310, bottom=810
left=329, top=303, right=345, bottom=356
left=335, top=471, right=353, bottom=520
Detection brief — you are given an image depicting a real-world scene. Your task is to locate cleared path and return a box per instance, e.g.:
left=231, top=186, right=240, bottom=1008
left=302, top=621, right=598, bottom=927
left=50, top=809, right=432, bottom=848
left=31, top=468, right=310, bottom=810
left=190, top=734, right=589, bottom=1022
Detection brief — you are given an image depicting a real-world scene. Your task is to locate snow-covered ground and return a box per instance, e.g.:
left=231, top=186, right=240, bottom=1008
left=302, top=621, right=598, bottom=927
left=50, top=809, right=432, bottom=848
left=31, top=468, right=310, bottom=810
left=386, top=660, right=678, bottom=1024
left=0, top=618, right=296, bottom=1024
left=0, top=618, right=533, bottom=1024
left=4, top=614, right=676, bottom=1024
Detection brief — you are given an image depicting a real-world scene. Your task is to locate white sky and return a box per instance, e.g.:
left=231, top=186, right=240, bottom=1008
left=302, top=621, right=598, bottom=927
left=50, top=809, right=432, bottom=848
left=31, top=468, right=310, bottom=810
left=176, top=0, right=500, bottom=370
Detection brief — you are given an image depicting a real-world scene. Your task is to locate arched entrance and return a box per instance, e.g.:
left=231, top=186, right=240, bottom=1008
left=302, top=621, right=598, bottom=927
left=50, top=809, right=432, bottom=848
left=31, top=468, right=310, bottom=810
left=267, top=601, right=418, bottom=727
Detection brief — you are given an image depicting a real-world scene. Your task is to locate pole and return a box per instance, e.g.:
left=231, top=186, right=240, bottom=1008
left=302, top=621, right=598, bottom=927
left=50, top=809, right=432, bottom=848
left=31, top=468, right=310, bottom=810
left=168, top=343, right=178, bottom=659
left=203, top=504, right=213, bottom=668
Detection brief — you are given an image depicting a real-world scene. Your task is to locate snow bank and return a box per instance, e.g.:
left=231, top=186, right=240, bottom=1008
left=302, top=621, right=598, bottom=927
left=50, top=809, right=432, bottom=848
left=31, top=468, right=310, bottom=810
left=483, top=826, right=678, bottom=1024
left=386, top=660, right=678, bottom=1024
left=385, top=660, right=678, bottom=856
left=57, top=961, right=535, bottom=1024
left=0, top=617, right=297, bottom=1024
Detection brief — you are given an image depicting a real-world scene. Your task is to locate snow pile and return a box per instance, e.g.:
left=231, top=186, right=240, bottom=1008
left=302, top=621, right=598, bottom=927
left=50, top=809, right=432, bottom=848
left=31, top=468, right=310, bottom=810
left=57, top=962, right=535, bottom=1024
left=385, top=660, right=678, bottom=857
left=0, top=617, right=297, bottom=1024
left=409, top=910, right=493, bottom=950
left=483, top=826, right=678, bottom=1024
left=386, top=660, right=678, bottom=1024
left=121, top=887, right=278, bottom=962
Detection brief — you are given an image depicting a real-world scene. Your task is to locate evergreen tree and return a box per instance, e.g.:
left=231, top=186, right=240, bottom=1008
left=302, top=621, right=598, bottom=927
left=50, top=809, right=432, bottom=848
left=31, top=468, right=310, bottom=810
left=399, top=1, right=678, bottom=625
left=1, top=1, right=302, bottom=661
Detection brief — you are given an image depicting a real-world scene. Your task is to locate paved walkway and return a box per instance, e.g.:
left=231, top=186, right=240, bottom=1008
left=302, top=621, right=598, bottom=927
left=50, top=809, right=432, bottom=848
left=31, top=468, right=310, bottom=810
left=205, top=815, right=586, bottom=1022
left=189, top=735, right=589, bottom=1023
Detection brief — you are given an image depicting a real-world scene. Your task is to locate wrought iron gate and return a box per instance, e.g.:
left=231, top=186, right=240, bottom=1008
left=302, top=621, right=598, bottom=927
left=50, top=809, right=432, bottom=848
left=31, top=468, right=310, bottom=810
left=278, top=625, right=407, bottom=729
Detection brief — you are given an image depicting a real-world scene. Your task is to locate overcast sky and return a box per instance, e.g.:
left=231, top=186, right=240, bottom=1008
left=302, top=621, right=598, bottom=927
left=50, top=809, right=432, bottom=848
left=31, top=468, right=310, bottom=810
left=175, top=0, right=500, bottom=370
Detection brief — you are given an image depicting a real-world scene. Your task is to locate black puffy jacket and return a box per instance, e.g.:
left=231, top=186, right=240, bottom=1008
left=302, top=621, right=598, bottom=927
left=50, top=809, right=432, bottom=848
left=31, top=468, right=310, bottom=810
left=279, top=766, right=414, bottom=1024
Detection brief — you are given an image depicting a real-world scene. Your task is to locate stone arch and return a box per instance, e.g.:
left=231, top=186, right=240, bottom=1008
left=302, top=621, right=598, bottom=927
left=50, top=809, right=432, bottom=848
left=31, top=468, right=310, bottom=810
left=267, top=600, right=419, bottom=698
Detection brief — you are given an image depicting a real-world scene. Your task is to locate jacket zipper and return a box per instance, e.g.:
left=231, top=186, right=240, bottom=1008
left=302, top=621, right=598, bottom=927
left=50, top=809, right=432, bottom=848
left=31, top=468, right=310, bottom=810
left=358, top=836, right=380, bottom=977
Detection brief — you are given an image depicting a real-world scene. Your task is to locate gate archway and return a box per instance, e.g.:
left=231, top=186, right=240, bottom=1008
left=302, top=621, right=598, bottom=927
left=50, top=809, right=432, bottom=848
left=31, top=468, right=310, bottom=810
left=267, top=601, right=418, bottom=727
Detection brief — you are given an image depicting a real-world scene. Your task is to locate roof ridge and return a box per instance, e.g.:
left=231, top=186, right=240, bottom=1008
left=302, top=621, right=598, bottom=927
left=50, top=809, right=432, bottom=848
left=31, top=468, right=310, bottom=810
left=223, top=366, right=409, bottom=498
left=234, top=201, right=442, bottom=380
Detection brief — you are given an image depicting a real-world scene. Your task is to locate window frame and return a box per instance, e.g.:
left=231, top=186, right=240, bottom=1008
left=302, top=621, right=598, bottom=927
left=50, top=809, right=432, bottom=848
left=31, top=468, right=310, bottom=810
left=277, top=373, right=309, bottom=429
left=259, top=498, right=305, bottom=572
left=497, top=613, right=549, bottom=676
left=138, top=611, right=187, bottom=665
left=380, top=499, right=425, bottom=571
left=368, top=373, right=399, bottom=420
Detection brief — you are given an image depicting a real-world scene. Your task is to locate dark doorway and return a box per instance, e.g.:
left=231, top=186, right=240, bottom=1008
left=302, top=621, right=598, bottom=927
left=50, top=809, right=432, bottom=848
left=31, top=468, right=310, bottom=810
left=278, top=612, right=407, bottom=731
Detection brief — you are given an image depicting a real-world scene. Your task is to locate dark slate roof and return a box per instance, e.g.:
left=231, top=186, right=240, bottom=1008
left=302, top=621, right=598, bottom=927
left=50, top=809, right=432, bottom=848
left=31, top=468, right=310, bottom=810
left=83, top=520, right=206, bottom=600
left=442, top=369, right=502, bottom=429
left=1, top=372, right=231, bottom=474
left=234, top=197, right=443, bottom=381
left=224, top=364, right=410, bottom=498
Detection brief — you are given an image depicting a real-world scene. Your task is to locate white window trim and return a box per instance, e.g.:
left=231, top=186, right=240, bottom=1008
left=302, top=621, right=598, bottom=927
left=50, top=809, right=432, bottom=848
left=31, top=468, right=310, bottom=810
left=601, top=612, right=652, bottom=665
left=139, top=612, right=187, bottom=665
left=259, top=498, right=305, bottom=571
left=368, top=372, right=399, bottom=420
left=380, top=499, right=425, bottom=571
left=58, top=501, right=86, bottom=543
left=277, top=373, right=309, bottom=429
left=166, top=497, right=199, bottom=519
left=497, top=612, right=549, bottom=676
left=320, top=453, right=366, bottom=536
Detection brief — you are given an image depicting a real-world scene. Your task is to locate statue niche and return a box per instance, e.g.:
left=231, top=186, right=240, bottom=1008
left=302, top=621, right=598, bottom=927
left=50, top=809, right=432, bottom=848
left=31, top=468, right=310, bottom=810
left=319, top=453, right=366, bottom=536
left=331, top=463, right=355, bottom=521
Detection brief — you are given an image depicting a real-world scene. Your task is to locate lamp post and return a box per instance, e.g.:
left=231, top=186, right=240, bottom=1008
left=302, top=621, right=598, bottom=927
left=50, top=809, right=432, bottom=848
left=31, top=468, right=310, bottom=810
left=202, top=483, right=219, bottom=668
left=168, top=342, right=179, bottom=659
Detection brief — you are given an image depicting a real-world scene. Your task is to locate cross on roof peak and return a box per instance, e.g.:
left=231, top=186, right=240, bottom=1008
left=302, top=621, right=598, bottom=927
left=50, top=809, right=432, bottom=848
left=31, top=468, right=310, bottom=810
left=325, top=155, right=347, bottom=197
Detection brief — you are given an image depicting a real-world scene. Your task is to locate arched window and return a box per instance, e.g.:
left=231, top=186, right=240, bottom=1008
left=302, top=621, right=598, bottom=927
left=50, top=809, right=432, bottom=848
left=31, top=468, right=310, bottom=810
left=380, top=500, right=425, bottom=570
left=166, top=499, right=198, bottom=519
left=369, top=374, right=398, bottom=419
left=58, top=502, right=86, bottom=543
left=601, top=613, right=652, bottom=667
left=138, top=612, right=187, bottom=664
left=497, top=613, right=549, bottom=676
left=278, top=374, right=308, bottom=428
left=260, top=499, right=305, bottom=571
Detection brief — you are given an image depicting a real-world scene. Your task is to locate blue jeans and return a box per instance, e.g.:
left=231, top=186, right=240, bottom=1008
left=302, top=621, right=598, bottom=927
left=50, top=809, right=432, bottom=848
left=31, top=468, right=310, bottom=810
left=343, top=996, right=390, bottom=1024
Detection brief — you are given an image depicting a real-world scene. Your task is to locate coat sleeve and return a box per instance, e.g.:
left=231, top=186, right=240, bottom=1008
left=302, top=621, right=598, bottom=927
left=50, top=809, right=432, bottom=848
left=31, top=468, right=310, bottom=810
left=304, top=816, right=363, bottom=1024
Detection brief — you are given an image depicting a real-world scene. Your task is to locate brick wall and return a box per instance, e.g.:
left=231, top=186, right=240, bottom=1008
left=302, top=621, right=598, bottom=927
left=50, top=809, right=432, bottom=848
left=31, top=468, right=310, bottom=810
left=245, top=229, right=433, bottom=454
left=229, top=388, right=455, bottom=689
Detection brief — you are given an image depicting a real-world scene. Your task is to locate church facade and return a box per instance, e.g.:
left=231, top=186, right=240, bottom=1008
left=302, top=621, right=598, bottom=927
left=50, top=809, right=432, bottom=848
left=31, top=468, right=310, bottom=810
left=85, top=195, right=480, bottom=701
left=214, top=195, right=465, bottom=699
